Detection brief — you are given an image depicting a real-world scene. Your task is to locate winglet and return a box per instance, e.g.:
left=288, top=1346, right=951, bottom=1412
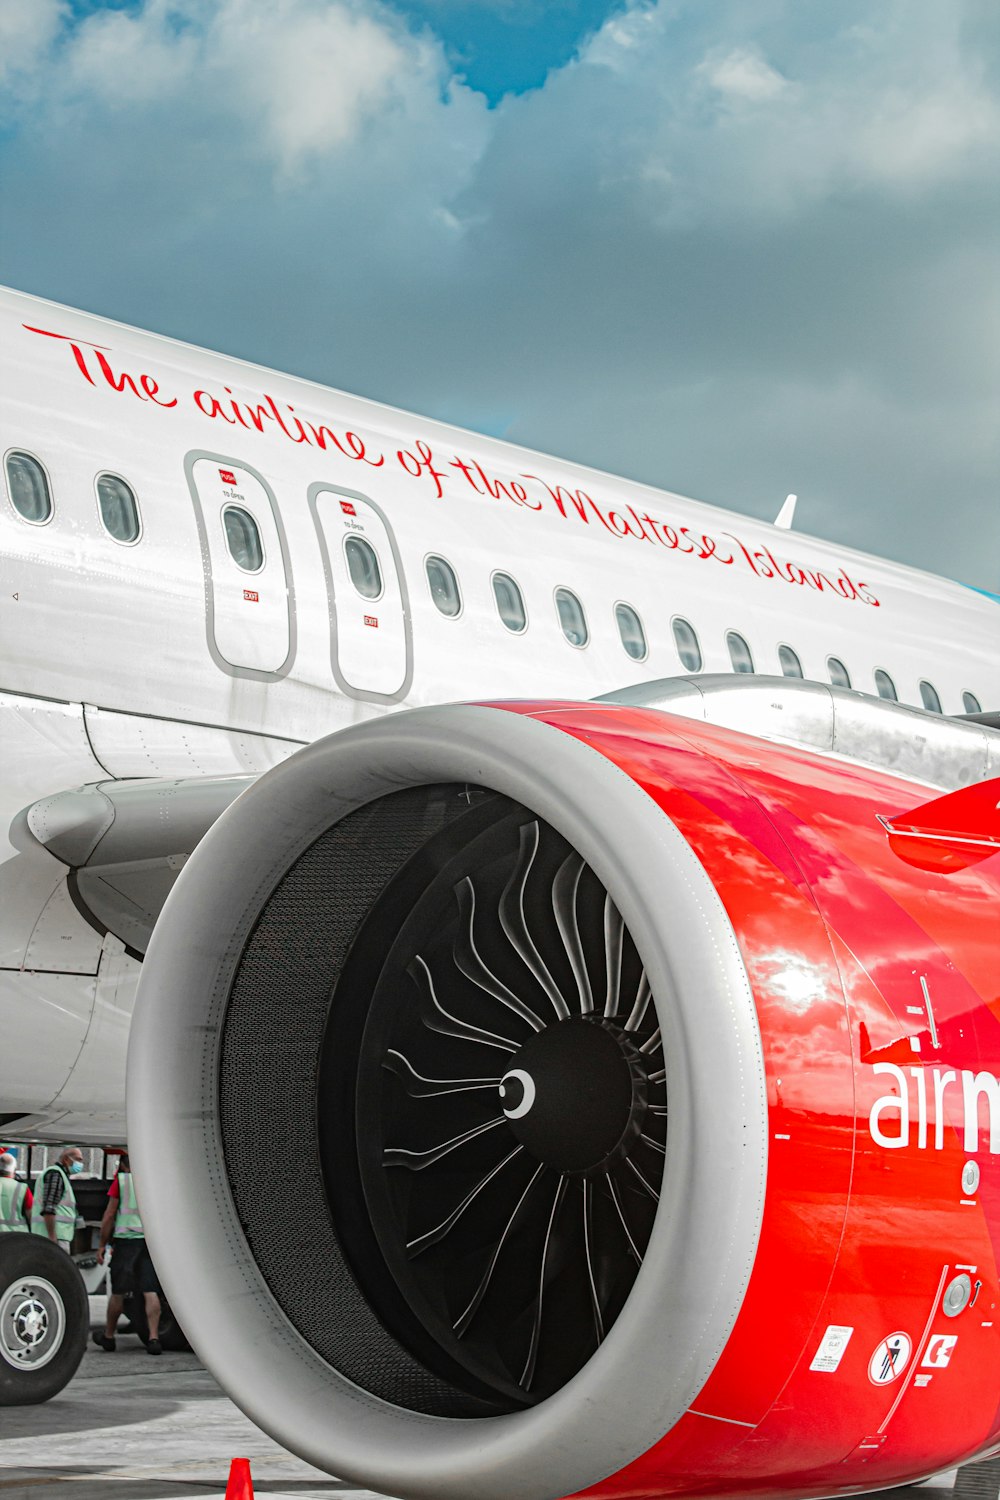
left=879, top=777, right=1000, bottom=873
left=774, top=493, right=797, bottom=529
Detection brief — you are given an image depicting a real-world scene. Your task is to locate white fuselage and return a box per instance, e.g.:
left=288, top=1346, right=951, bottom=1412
left=1, top=285, right=997, bottom=1141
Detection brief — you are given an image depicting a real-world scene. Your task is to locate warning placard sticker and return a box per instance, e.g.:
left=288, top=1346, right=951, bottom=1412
left=810, top=1324, right=854, bottom=1373
left=922, top=1334, right=957, bottom=1369
left=868, top=1332, right=912, bottom=1385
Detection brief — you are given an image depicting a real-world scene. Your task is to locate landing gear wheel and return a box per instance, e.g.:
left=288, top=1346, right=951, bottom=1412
left=0, top=1236, right=87, bottom=1405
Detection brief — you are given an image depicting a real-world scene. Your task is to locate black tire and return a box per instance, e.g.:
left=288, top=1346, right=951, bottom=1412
left=0, top=1235, right=88, bottom=1405
left=125, top=1288, right=190, bottom=1352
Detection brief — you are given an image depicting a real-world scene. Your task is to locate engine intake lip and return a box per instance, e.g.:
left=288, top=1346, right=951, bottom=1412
left=128, top=703, right=768, bottom=1500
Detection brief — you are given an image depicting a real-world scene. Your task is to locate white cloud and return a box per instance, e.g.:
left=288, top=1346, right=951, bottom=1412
left=575, top=2, right=1000, bottom=225
left=66, top=1, right=196, bottom=105
left=207, top=0, right=416, bottom=171
left=585, top=5, right=662, bottom=71
left=0, top=0, right=65, bottom=90
left=859, top=86, right=1000, bottom=187
left=12, top=0, right=997, bottom=196
left=699, top=46, right=790, bottom=103
left=6, top=0, right=469, bottom=174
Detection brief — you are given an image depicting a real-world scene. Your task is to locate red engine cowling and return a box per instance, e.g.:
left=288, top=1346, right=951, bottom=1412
left=128, top=701, right=1000, bottom=1500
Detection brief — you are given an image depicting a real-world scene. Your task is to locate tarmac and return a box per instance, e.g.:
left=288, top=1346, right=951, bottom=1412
left=0, top=1298, right=997, bottom=1500
left=0, top=1297, right=382, bottom=1499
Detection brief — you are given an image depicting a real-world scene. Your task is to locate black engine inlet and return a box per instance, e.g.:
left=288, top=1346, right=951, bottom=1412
left=319, top=800, right=667, bottom=1407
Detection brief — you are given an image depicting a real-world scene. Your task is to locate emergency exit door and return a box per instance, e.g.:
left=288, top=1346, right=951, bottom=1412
left=309, top=485, right=412, bottom=702
left=186, top=454, right=295, bottom=679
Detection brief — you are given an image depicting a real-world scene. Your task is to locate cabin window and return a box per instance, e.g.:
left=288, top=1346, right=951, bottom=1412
left=425, top=555, right=462, bottom=617
left=778, top=644, right=803, bottom=679
left=963, top=691, right=982, bottom=714
left=223, top=506, right=264, bottom=572
left=726, top=631, right=754, bottom=675
left=874, top=669, right=897, bottom=702
left=555, top=588, right=589, bottom=648
left=672, top=617, right=702, bottom=672
left=97, top=473, right=141, bottom=544
left=615, top=603, right=647, bottom=662
left=5, top=451, right=52, bottom=524
left=827, top=656, right=851, bottom=689
left=919, top=680, right=943, bottom=714
left=344, top=534, right=383, bottom=599
left=493, top=572, right=527, bottom=633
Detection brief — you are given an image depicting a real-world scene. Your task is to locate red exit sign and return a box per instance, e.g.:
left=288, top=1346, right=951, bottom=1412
left=364, top=615, right=379, bottom=628
left=244, top=589, right=259, bottom=602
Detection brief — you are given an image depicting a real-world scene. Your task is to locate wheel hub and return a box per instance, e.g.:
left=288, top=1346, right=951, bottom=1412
left=14, top=1297, right=48, bottom=1346
left=0, top=1276, right=65, bottom=1369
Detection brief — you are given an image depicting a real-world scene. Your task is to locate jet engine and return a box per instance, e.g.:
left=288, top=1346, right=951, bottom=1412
left=127, top=700, right=1000, bottom=1500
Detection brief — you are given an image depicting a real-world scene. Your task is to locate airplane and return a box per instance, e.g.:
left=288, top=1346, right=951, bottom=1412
left=1, top=284, right=998, bottom=1498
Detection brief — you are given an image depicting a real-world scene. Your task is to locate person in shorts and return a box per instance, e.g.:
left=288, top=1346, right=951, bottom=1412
left=92, top=1151, right=163, bottom=1355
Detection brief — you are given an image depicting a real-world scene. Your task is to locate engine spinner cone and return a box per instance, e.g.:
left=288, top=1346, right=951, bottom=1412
left=499, top=1017, right=648, bottom=1175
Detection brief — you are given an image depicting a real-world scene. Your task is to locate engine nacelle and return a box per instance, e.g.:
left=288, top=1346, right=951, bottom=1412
left=128, top=701, right=1000, bottom=1500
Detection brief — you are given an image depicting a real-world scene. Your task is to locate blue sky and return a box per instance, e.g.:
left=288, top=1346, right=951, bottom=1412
left=65, top=0, right=630, bottom=102
left=377, top=0, right=630, bottom=102
left=1, top=0, right=998, bottom=591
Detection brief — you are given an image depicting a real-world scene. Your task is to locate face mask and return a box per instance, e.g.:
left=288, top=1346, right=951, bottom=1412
left=69, top=1161, right=83, bottom=1175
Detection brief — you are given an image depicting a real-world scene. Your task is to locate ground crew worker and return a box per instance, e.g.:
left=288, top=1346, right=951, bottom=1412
left=93, top=1152, right=163, bottom=1356
left=0, top=1152, right=32, bottom=1231
left=30, top=1145, right=83, bottom=1248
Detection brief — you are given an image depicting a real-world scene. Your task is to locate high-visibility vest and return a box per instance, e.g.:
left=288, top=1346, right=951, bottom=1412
left=0, top=1177, right=28, bottom=1232
left=113, top=1173, right=144, bottom=1239
left=30, top=1164, right=78, bottom=1243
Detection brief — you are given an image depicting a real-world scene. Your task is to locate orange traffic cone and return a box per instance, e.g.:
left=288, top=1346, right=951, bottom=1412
left=225, top=1457, right=254, bottom=1498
